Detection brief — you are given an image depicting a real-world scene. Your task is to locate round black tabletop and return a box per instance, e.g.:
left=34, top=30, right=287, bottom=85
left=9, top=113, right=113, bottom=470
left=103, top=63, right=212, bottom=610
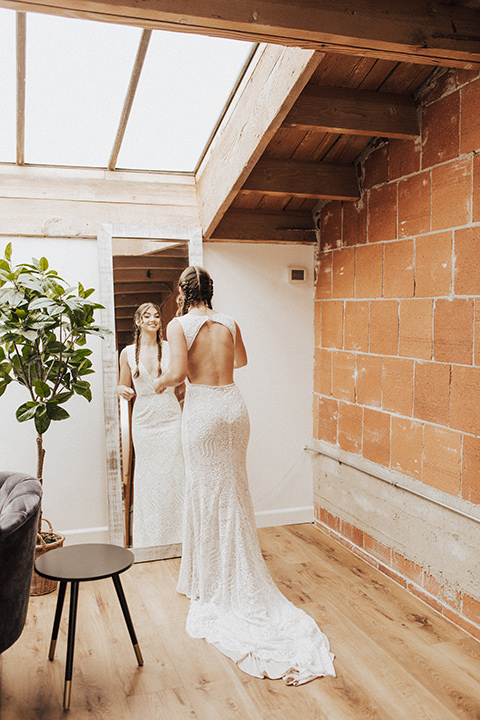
left=35, top=543, right=134, bottom=582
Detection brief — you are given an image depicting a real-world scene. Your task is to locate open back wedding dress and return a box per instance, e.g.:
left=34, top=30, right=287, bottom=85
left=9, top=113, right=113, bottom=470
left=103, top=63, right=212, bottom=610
left=175, top=312, right=335, bottom=685
left=126, top=341, right=184, bottom=548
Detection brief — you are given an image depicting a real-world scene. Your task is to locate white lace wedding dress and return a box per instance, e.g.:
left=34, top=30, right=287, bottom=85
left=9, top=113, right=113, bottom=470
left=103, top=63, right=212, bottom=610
left=176, top=312, right=335, bottom=685
left=126, top=341, right=184, bottom=548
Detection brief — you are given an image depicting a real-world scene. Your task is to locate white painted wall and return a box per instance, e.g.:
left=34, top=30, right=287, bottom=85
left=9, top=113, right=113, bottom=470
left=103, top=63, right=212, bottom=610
left=203, top=242, right=315, bottom=527
left=0, top=236, right=109, bottom=542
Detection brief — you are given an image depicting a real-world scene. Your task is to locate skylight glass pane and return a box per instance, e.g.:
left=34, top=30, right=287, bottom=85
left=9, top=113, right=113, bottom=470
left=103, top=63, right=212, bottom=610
left=116, top=31, right=254, bottom=172
left=25, top=14, right=142, bottom=167
left=0, top=9, right=16, bottom=163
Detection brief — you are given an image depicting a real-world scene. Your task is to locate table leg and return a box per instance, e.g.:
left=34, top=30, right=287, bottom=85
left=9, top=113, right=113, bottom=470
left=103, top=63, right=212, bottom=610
left=48, top=580, right=67, bottom=661
left=112, top=573, right=144, bottom=666
left=63, top=581, right=79, bottom=711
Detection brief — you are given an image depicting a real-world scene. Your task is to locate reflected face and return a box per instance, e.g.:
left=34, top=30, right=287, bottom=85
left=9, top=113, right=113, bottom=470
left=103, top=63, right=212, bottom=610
left=138, top=306, right=161, bottom=332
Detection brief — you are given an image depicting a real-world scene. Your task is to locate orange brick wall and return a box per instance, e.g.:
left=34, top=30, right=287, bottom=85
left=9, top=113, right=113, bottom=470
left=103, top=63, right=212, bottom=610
left=314, top=68, right=480, bottom=504
left=313, top=67, right=480, bottom=638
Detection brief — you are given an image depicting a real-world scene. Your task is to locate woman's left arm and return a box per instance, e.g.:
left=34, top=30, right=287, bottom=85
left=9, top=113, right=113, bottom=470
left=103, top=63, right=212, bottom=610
left=153, top=319, right=188, bottom=393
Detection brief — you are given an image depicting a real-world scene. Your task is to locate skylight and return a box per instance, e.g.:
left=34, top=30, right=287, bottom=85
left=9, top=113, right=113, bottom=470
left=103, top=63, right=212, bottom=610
left=0, top=8, right=255, bottom=172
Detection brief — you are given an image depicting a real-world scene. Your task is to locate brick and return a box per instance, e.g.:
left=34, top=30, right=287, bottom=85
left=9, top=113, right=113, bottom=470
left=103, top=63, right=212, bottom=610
left=460, top=76, right=480, bottom=155
left=454, top=227, right=480, bottom=296
left=363, top=143, right=389, bottom=189
left=339, top=516, right=364, bottom=546
left=434, top=298, right=473, bottom=364
left=320, top=201, right=342, bottom=251
left=356, top=354, right=382, bottom=408
left=408, top=584, right=443, bottom=614
left=392, top=551, right=423, bottom=585
left=344, top=301, right=369, bottom=352
left=321, top=301, right=343, bottom=349
left=332, top=351, right=356, bottom=402
left=443, top=607, right=480, bottom=643
left=338, top=401, right=363, bottom=455
left=463, top=594, right=480, bottom=626
left=314, top=301, right=322, bottom=348
left=384, top=239, right=415, bottom=298
left=325, top=509, right=340, bottom=533
left=432, top=158, right=472, bottom=231
left=423, top=425, right=461, bottom=495
left=379, top=564, right=408, bottom=588
left=368, top=183, right=397, bottom=243
left=388, top=138, right=420, bottom=181
left=398, top=173, right=431, bottom=238
left=451, top=365, right=480, bottom=434
left=363, top=408, right=391, bottom=467
left=476, top=299, right=480, bottom=367
left=439, top=583, right=462, bottom=612
left=462, top=435, right=480, bottom=504
left=315, top=251, right=332, bottom=300
left=391, top=417, right=423, bottom=480
left=314, top=348, right=332, bottom=396
left=363, top=532, right=391, bottom=564
left=415, top=232, right=452, bottom=298
left=414, top=361, right=451, bottom=425
left=332, top=247, right=355, bottom=298
left=343, top=199, right=367, bottom=247
left=382, top=357, right=414, bottom=416
left=355, top=244, right=383, bottom=299
left=399, top=299, right=433, bottom=359
left=423, top=572, right=441, bottom=597
left=474, top=154, right=480, bottom=223
left=422, top=91, right=460, bottom=169
left=370, top=300, right=399, bottom=356
left=315, top=396, right=338, bottom=444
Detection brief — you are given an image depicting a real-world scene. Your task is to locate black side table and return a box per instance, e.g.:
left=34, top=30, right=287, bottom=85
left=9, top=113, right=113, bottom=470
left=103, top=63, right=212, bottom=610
left=35, top=543, right=143, bottom=710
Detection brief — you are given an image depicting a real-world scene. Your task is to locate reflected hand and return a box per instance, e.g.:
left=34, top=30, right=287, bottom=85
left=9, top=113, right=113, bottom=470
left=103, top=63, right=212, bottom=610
left=118, top=385, right=135, bottom=401
left=153, top=379, right=166, bottom=394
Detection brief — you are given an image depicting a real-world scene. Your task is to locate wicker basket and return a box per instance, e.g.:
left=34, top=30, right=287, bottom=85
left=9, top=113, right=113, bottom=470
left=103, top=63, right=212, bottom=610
left=31, top=518, right=65, bottom=596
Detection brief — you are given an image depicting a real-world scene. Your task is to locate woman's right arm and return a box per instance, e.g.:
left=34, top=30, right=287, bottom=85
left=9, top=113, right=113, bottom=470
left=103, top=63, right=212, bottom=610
left=234, top=322, right=248, bottom=369
left=118, top=348, right=135, bottom=400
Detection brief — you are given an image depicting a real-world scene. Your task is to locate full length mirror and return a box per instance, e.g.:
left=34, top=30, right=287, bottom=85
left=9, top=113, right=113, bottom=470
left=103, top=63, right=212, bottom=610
left=98, top=223, right=203, bottom=561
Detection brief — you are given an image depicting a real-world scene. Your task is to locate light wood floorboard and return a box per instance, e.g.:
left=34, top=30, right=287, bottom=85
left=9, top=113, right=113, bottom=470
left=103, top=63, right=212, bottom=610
left=1, top=524, right=480, bottom=719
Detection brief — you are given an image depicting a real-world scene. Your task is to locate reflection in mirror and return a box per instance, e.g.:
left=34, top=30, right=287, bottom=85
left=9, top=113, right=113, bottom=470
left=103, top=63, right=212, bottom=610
left=112, top=239, right=189, bottom=551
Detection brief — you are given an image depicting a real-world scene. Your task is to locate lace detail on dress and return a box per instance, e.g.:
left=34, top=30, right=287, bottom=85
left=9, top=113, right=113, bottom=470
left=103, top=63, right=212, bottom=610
left=126, top=342, right=185, bottom=547
left=176, top=338, right=335, bottom=684
left=175, top=312, right=236, bottom=351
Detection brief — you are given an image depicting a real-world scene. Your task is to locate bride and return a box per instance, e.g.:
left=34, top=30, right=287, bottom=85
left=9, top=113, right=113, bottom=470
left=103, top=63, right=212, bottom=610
left=153, top=267, right=335, bottom=685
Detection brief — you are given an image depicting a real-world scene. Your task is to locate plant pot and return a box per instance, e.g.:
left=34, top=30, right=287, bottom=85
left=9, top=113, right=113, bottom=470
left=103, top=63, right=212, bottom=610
left=31, top=518, right=65, bottom=596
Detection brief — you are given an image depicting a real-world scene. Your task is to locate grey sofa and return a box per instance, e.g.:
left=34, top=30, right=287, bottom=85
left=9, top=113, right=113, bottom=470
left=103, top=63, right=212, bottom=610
left=0, top=471, right=42, bottom=654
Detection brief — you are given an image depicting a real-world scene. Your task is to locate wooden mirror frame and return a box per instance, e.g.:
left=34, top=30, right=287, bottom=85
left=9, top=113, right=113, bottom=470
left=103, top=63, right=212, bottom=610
left=97, top=223, right=203, bottom=561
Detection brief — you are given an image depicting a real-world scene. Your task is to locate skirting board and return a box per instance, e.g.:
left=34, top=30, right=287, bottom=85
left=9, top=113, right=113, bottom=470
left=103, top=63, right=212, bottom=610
left=59, top=526, right=110, bottom=545
left=255, top=505, right=314, bottom=528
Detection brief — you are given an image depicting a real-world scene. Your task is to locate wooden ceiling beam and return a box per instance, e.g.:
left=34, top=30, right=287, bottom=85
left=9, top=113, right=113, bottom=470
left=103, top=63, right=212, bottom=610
left=2, top=1, right=480, bottom=68
left=113, top=282, right=173, bottom=294
left=113, top=255, right=186, bottom=270
left=196, top=44, right=322, bottom=239
left=283, top=86, right=419, bottom=140
left=113, top=268, right=182, bottom=283
left=210, top=209, right=316, bottom=244
left=243, top=158, right=359, bottom=201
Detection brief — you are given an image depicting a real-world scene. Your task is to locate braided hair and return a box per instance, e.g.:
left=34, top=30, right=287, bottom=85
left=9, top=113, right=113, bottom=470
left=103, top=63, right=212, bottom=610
left=176, top=266, right=214, bottom=316
left=132, top=302, right=163, bottom=379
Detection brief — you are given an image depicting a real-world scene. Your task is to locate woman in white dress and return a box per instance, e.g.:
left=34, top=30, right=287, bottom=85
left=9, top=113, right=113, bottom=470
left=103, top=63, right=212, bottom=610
left=153, top=268, right=335, bottom=685
left=118, top=302, right=184, bottom=548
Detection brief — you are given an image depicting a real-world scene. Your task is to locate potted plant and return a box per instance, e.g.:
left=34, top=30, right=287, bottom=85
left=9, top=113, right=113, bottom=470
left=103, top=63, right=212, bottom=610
left=0, top=243, right=109, bottom=594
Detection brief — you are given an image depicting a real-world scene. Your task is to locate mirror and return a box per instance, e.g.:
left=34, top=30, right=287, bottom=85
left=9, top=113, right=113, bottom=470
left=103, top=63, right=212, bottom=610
left=98, top=224, right=203, bottom=561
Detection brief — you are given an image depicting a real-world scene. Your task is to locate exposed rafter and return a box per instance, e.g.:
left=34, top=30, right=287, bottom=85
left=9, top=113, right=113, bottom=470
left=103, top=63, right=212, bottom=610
left=243, top=158, right=359, bottom=201
left=108, top=28, right=151, bottom=171
left=15, top=11, right=26, bottom=165
left=210, top=209, right=316, bottom=244
left=1, top=0, right=480, bottom=68
left=283, top=86, right=419, bottom=140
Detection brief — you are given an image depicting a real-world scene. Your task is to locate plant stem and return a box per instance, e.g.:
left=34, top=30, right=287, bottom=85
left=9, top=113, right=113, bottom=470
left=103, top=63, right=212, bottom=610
left=36, top=433, right=45, bottom=532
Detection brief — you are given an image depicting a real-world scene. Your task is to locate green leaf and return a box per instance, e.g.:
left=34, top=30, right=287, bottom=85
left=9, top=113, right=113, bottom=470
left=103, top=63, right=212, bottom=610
left=46, top=403, right=70, bottom=421
left=39, top=257, right=49, bottom=271
left=52, top=390, right=74, bottom=404
left=72, top=380, right=92, bottom=401
left=16, top=402, right=39, bottom=422
left=34, top=406, right=51, bottom=434
left=34, top=379, right=50, bottom=398
left=0, top=381, right=9, bottom=397
left=4, top=243, right=12, bottom=261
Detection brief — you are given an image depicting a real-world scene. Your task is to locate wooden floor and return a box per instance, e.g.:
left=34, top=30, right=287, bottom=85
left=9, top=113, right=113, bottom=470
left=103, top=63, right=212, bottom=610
left=1, top=524, right=480, bottom=719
